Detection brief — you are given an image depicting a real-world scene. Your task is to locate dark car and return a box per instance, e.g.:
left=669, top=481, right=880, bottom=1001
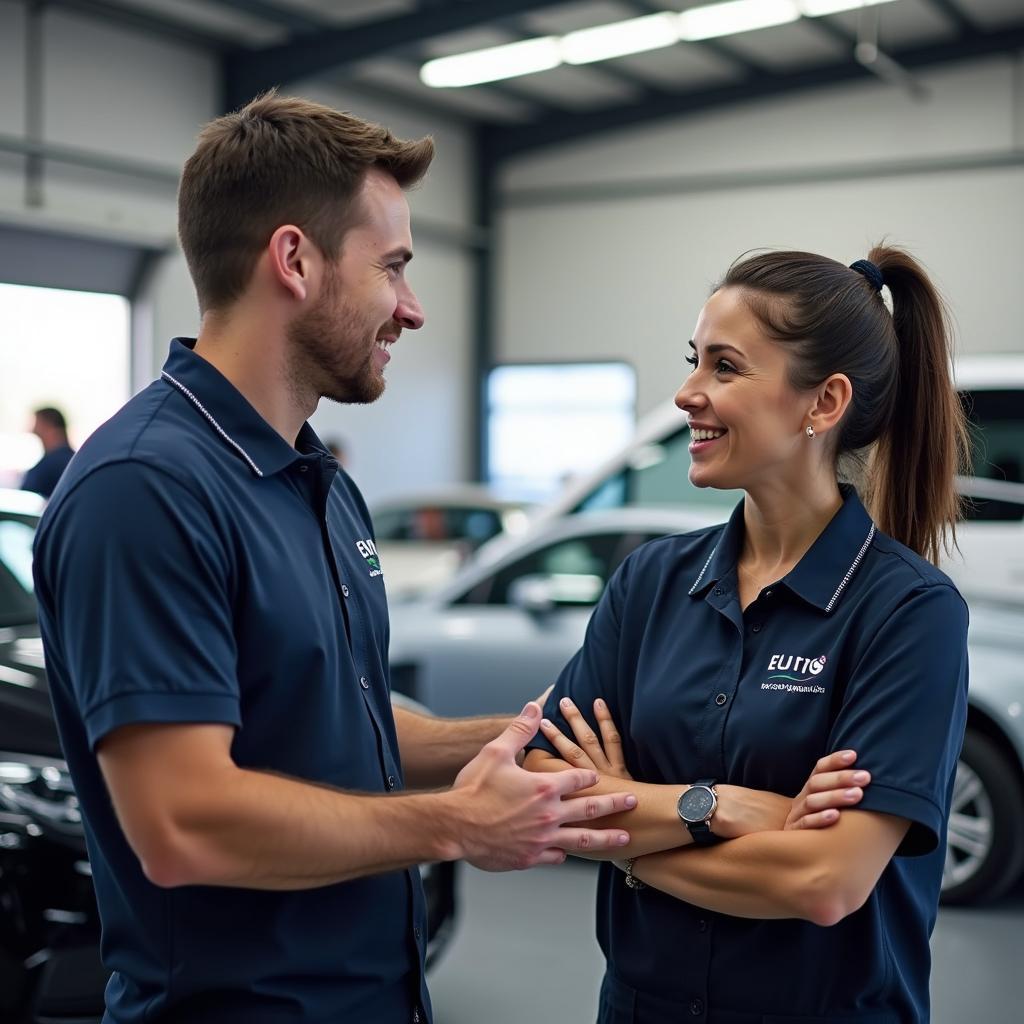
left=0, top=490, right=455, bottom=1023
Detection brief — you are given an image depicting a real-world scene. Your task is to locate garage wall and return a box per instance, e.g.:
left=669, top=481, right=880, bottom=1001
left=496, top=56, right=1024, bottom=420
left=0, top=1, right=476, bottom=504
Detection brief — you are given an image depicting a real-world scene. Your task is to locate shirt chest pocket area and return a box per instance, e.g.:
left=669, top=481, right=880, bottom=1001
left=725, top=654, right=840, bottom=793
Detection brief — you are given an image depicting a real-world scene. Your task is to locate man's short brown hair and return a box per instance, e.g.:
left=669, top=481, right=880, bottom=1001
left=178, top=91, right=434, bottom=313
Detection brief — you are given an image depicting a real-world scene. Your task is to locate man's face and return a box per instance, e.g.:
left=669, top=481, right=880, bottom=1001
left=287, top=169, right=425, bottom=405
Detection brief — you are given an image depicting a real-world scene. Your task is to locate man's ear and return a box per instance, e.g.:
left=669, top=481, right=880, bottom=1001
left=266, top=224, right=316, bottom=302
left=808, top=373, right=853, bottom=437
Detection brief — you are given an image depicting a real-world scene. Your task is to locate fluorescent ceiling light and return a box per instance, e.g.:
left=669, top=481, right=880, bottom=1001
left=420, top=36, right=561, bottom=88
left=562, top=13, right=680, bottom=65
left=800, top=0, right=896, bottom=15
left=679, top=0, right=800, bottom=41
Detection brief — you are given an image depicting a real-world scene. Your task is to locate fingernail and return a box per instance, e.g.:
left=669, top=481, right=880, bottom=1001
left=541, top=718, right=552, bottom=729
left=844, top=788, right=860, bottom=799
left=841, top=750, right=856, bottom=762
left=522, top=702, right=539, bottom=719
left=618, top=833, right=629, bottom=845
left=625, top=795, right=637, bottom=808
left=853, top=771, right=869, bottom=784
left=560, top=697, right=572, bottom=708
left=825, top=810, right=838, bottom=820
left=596, top=699, right=606, bottom=710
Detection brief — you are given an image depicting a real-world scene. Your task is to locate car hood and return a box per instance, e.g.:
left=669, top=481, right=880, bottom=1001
left=0, top=625, right=62, bottom=758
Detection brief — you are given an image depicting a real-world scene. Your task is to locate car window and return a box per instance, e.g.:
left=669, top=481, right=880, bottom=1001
left=961, top=389, right=1024, bottom=522
left=456, top=532, right=638, bottom=606
left=0, top=514, right=38, bottom=626
left=574, top=425, right=741, bottom=514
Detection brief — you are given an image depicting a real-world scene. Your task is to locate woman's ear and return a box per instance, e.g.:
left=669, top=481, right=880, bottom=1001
left=808, top=373, right=853, bottom=437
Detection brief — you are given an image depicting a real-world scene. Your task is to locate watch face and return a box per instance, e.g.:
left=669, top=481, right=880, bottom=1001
left=680, top=786, right=715, bottom=822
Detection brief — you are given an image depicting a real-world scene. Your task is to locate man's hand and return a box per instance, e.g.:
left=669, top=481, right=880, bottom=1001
left=448, top=701, right=636, bottom=870
left=785, top=750, right=870, bottom=830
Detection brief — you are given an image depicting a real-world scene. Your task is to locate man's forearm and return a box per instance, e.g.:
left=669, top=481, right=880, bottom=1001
left=394, top=705, right=510, bottom=788
left=141, top=765, right=465, bottom=890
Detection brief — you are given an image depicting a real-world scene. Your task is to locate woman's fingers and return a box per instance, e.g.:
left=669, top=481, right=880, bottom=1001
left=593, top=699, right=628, bottom=776
left=801, top=786, right=864, bottom=813
left=790, top=808, right=842, bottom=830
left=806, top=769, right=871, bottom=793
left=557, top=697, right=611, bottom=772
left=539, top=716, right=598, bottom=770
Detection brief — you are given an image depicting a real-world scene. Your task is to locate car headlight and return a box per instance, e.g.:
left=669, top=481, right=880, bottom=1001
left=0, top=752, right=84, bottom=841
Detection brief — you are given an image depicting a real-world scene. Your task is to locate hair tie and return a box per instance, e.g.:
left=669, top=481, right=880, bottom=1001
left=849, top=259, right=884, bottom=293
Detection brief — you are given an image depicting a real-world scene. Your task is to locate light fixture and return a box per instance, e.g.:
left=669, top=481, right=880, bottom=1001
left=419, top=0, right=904, bottom=88
left=800, top=0, right=896, bottom=16
left=561, top=13, right=680, bottom=65
left=679, top=0, right=800, bottom=42
left=420, top=36, right=561, bottom=88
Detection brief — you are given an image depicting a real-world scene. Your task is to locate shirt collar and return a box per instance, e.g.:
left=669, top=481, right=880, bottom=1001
left=688, top=484, right=876, bottom=614
left=160, top=338, right=329, bottom=478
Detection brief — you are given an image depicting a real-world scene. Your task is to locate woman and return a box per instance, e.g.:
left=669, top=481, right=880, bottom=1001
left=524, top=246, right=970, bottom=1024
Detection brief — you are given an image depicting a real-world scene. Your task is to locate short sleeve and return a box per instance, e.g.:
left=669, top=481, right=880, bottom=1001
left=525, top=555, right=631, bottom=761
left=34, top=462, right=242, bottom=749
left=827, top=584, right=969, bottom=856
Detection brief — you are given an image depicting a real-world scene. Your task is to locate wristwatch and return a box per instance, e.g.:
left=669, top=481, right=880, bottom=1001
left=677, top=779, right=719, bottom=846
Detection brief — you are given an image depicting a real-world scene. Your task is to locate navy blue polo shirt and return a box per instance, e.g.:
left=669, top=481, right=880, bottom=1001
left=22, top=442, right=75, bottom=498
left=530, top=486, right=968, bottom=1024
left=33, top=339, right=430, bottom=1024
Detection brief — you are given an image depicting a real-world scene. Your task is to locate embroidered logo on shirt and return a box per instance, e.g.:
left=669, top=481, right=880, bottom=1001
left=355, top=539, right=383, bottom=578
left=761, top=653, right=828, bottom=694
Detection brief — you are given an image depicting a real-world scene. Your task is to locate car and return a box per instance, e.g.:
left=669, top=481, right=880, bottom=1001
left=538, top=355, right=1024, bottom=605
left=0, top=490, right=455, bottom=1024
left=388, top=505, right=1024, bottom=906
left=371, top=486, right=534, bottom=598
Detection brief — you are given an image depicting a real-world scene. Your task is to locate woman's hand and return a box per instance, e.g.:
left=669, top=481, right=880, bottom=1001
left=539, top=697, right=634, bottom=782
left=785, top=750, right=870, bottom=830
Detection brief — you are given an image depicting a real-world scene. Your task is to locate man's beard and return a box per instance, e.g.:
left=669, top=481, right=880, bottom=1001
left=286, top=281, right=385, bottom=406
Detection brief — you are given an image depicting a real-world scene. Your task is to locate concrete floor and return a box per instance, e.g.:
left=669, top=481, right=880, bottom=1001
left=428, top=860, right=1024, bottom=1024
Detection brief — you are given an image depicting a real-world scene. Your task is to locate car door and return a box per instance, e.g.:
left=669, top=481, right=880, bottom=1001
left=408, top=530, right=653, bottom=717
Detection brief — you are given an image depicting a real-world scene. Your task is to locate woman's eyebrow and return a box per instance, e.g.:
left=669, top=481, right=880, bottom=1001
left=689, top=340, right=745, bottom=359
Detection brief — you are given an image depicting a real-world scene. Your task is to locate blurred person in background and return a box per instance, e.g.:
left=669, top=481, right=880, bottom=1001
left=21, top=406, right=75, bottom=498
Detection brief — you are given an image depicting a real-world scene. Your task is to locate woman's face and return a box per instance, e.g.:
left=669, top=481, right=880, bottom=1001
left=674, top=287, right=814, bottom=493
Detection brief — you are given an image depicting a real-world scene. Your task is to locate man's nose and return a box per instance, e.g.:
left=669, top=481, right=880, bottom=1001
left=395, top=283, right=424, bottom=331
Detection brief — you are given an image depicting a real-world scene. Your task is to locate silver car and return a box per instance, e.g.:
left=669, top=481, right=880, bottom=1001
left=388, top=507, right=1024, bottom=906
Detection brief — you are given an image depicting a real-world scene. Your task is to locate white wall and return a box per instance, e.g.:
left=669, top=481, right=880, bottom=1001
left=497, top=56, right=1024, bottom=420
left=0, top=0, right=476, bottom=504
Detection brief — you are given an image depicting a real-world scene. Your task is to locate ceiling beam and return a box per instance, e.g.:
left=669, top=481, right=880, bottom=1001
left=924, top=0, right=977, bottom=35
left=480, top=20, right=1024, bottom=162
left=222, top=0, right=582, bottom=109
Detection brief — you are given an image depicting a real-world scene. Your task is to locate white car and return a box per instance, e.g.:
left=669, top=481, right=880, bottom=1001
left=371, top=486, right=534, bottom=599
left=540, top=355, right=1024, bottom=605
left=388, top=508, right=1024, bottom=906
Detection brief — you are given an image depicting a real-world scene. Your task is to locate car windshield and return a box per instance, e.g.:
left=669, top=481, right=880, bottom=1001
left=0, top=513, right=39, bottom=627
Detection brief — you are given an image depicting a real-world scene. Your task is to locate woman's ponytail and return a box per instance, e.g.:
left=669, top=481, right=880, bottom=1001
left=866, top=245, right=970, bottom=564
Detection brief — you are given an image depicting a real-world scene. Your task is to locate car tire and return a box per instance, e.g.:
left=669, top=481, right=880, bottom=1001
left=941, top=729, right=1024, bottom=906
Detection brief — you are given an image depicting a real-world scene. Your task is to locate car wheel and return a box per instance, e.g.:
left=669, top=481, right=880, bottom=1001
left=941, top=729, right=1024, bottom=905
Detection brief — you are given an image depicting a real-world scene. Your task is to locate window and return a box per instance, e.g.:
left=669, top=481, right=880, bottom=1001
left=0, top=513, right=38, bottom=627
left=457, top=530, right=647, bottom=606
left=575, top=425, right=741, bottom=514
left=961, top=389, right=1024, bottom=522
left=487, top=363, right=636, bottom=503
left=0, top=283, right=130, bottom=487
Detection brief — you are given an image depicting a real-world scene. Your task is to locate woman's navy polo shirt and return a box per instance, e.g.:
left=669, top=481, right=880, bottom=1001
left=530, top=486, right=969, bottom=1024
left=33, top=339, right=430, bottom=1024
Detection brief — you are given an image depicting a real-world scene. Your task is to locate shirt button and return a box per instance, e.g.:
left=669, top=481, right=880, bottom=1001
left=715, top=693, right=727, bottom=706
left=298, top=464, right=309, bottom=473
left=387, top=775, right=397, bottom=790
left=764, top=588, right=773, bottom=597
left=360, top=676, right=370, bottom=690
left=751, top=623, right=762, bottom=633
left=713, top=587, right=723, bottom=596
left=341, top=584, right=350, bottom=598
left=698, top=918, right=708, bottom=933
left=414, top=926, right=422, bottom=942
left=689, top=997, right=704, bottom=1015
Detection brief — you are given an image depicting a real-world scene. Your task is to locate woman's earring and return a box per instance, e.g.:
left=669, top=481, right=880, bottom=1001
left=805, top=425, right=816, bottom=438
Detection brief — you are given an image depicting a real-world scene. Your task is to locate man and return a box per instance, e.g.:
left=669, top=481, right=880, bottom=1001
left=32, top=93, right=634, bottom=1024
left=22, top=406, right=75, bottom=497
